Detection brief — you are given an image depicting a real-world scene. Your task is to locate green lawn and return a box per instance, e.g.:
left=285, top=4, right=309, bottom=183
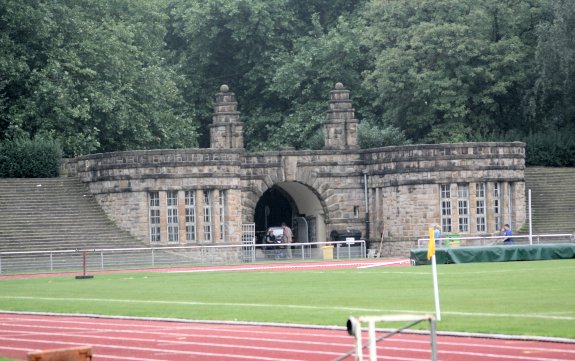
left=1, top=259, right=574, bottom=339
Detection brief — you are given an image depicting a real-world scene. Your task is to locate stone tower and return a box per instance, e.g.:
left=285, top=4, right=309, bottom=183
left=324, top=82, right=359, bottom=150
left=210, top=84, right=244, bottom=149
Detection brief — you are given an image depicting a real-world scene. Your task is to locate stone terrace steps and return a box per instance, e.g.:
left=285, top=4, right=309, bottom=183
left=523, top=167, right=575, bottom=235
left=0, top=178, right=146, bottom=252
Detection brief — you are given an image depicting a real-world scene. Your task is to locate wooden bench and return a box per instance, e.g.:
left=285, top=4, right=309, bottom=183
left=27, top=346, right=92, bottom=361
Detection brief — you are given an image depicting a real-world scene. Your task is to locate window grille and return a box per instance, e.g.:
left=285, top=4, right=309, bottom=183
left=203, top=190, right=212, bottom=242
left=185, top=191, right=196, bottom=242
left=440, top=184, right=452, bottom=232
left=167, top=191, right=179, bottom=242
left=219, top=190, right=226, bottom=241
left=494, top=182, right=502, bottom=231
left=476, top=183, right=486, bottom=232
left=149, top=192, right=160, bottom=242
left=457, top=184, right=469, bottom=233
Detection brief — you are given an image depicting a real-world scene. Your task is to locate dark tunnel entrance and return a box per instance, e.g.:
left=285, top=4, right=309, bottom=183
left=254, top=186, right=295, bottom=243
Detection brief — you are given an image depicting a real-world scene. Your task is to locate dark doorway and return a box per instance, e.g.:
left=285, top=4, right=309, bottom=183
left=254, top=186, right=294, bottom=242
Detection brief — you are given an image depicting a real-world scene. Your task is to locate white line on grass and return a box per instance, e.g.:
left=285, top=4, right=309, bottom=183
left=1, top=296, right=573, bottom=321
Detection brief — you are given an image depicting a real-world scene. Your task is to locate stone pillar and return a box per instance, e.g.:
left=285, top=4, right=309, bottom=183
left=210, top=84, right=244, bottom=149
left=502, top=182, right=510, bottom=228
left=486, top=182, right=496, bottom=234
left=450, top=183, right=458, bottom=233
left=469, top=183, right=477, bottom=234
left=159, top=191, right=167, bottom=243
left=324, top=82, right=359, bottom=150
left=212, top=189, right=221, bottom=242
left=178, top=191, right=187, bottom=244
left=196, top=189, right=205, bottom=242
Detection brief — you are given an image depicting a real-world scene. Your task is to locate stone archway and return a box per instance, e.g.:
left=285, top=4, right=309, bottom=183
left=253, top=181, right=327, bottom=244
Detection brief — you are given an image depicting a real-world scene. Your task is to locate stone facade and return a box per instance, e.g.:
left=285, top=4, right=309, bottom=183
left=61, top=84, right=526, bottom=256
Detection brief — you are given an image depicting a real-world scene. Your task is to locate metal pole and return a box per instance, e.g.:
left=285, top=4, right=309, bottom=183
left=430, top=318, right=438, bottom=361
left=83, top=251, right=87, bottom=276
left=528, top=189, right=533, bottom=245
left=363, top=170, right=370, bottom=241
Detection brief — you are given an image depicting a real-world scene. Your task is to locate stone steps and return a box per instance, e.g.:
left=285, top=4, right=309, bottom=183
left=524, top=167, right=575, bottom=235
left=0, top=178, right=146, bottom=252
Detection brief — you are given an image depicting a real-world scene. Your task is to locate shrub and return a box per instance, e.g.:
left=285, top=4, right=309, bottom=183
left=358, top=120, right=412, bottom=149
left=0, top=137, right=63, bottom=178
left=524, top=129, right=575, bottom=167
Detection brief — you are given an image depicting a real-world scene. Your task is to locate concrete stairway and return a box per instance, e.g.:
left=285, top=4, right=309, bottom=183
left=0, top=178, right=146, bottom=252
left=524, top=167, right=575, bottom=235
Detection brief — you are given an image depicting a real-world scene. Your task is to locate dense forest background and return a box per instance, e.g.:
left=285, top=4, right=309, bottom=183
left=1, top=0, right=574, bottom=165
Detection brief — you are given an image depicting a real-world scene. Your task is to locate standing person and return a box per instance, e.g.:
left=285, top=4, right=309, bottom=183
left=434, top=224, right=442, bottom=246
left=282, top=222, right=293, bottom=259
left=502, top=224, right=514, bottom=245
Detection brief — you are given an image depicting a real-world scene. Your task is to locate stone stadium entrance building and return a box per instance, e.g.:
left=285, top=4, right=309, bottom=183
left=62, top=84, right=526, bottom=255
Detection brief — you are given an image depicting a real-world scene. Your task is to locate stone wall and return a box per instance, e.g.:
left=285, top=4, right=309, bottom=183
left=60, top=84, right=525, bottom=255
left=61, top=141, right=525, bottom=256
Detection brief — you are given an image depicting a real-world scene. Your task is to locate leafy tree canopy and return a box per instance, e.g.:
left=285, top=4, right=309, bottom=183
left=0, top=0, right=197, bottom=156
left=0, top=0, right=573, bottom=166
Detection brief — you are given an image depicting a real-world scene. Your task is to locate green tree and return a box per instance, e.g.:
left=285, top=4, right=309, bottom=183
left=0, top=0, right=197, bottom=156
left=361, top=0, right=542, bottom=143
left=165, top=0, right=368, bottom=150
left=530, top=0, right=575, bottom=131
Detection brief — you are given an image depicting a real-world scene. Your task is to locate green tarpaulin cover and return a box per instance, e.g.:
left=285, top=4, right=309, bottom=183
left=410, top=243, right=575, bottom=265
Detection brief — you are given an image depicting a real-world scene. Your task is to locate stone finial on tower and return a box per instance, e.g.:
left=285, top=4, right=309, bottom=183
left=324, top=82, right=359, bottom=150
left=210, top=84, right=244, bottom=149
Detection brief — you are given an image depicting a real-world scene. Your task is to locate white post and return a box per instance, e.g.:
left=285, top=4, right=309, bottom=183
left=355, top=322, right=363, bottom=361
left=528, top=189, right=533, bottom=245
left=368, top=320, right=377, bottom=361
left=432, top=255, right=441, bottom=321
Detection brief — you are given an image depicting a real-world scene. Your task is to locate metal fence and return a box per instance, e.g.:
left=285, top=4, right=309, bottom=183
left=0, top=240, right=366, bottom=275
left=416, top=233, right=574, bottom=249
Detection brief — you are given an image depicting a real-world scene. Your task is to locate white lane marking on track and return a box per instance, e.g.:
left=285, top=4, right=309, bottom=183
left=1, top=296, right=574, bottom=321
left=166, top=260, right=409, bottom=273
left=0, top=335, right=338, bottom=361
left=357, top=259, right=411, bottom=269
left=2, top=315, right=574, bottom=361
left=1, top=333, right=568, bottom=361
left=3, top=322, right=575, bottom=355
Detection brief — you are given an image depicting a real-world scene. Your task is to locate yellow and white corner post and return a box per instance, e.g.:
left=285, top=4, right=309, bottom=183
left=428, top=227, right=441, bottom=321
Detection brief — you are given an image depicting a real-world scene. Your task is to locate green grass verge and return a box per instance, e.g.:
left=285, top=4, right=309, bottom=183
left=0, top=259, right=573, bottom=339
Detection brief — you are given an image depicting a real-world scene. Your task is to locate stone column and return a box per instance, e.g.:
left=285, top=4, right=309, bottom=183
left=212, top=189, right=221, bottom=243
left=210, top=84, right=244, bottom=149
left=502, top=182, right=510, bottom=228
left=196, top=189, right=205, bottom=243
left=178, top=191, right=187, bottom=244
left=159, top=191, right=167, bottom=243
left=450, top=183, right=458, bottom=233
left=324, top=82, right=359, bottom=150
left=469, top=183, right=477, bottom=234
left=486, top=182, right=495, bottom=234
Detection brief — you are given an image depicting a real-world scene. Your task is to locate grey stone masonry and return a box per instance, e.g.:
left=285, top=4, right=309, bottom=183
left=210, top=84, right=244, bottom=149
left=324, top=82, right=359, bottom=150
left=60, top=84, right=526, bottom=256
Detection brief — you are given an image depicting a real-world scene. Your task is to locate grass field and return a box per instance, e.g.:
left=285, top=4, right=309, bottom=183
left=1, top=259, right=574, bottom=340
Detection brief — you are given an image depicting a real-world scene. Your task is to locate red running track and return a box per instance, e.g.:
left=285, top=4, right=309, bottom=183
left=1, top=313, right=574, bottom=361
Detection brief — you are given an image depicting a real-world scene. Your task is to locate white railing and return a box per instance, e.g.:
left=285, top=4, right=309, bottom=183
left=416, top=233, right=574, bottom=249
left=0, top=240, right=366, bottom=275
